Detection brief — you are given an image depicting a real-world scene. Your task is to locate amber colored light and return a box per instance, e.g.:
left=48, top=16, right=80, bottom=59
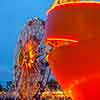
left=47, top=38, right=78, bottom=43
left=49, top=1, right=100, bottom=13
left=17, top=40, right=35, bottom=70
left=47, top=38, right=78, bottom=48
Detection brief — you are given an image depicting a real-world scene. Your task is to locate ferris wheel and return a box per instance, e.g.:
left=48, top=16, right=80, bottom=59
left=14, top=18, right=51, bottom=99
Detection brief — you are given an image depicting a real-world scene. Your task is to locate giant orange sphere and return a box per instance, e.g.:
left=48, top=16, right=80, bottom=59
left=46, top=2, right=100, bottom=100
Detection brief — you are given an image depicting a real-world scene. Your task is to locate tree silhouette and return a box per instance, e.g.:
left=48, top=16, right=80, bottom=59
left=0, top=83, right=3, bottom=91
left=6, top=81, right=13, bottom=91
left=47, top=79, right=59, bottom=90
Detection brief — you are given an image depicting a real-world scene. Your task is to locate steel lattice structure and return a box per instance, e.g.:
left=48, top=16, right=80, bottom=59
left=14, top=18, right=51, bottom=99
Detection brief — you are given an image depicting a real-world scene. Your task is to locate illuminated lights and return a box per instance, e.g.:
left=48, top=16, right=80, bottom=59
left=42, top=90, right=73, bottom=98
left=48, top=2, right=100, bottom=13
left=47, top=38, right=78, bottom=48
left=29, top=50, right=34, bottom=58
left=46, top=55, right=49, bottom=61
left=47, top=38, right=78, bottom=43
left=17, top=40, right=35, bottom=69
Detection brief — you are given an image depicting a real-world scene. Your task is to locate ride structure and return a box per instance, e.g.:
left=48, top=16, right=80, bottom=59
left=46, top=0, right=100, bottom=100
left=3, top=0, right=100, bottom=100
left=13, top=16, right=76, bottom=99
left=14, top=18, right=51, bottom=99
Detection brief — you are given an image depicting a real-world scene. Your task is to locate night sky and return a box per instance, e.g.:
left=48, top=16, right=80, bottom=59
left=0, top=0, right=53, bottom=83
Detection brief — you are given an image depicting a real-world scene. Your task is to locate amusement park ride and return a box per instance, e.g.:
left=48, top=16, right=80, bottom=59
left=14, top=18, right=51, bottom=99
left=2, top=0, right=100, bottom=100
left=13, top=17, right=76, bottom=99
left=46, top=0, right=100, bottom=100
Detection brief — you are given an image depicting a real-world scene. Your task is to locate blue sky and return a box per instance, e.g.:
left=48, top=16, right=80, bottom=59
left=0, top=0, right=53, bottom=82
